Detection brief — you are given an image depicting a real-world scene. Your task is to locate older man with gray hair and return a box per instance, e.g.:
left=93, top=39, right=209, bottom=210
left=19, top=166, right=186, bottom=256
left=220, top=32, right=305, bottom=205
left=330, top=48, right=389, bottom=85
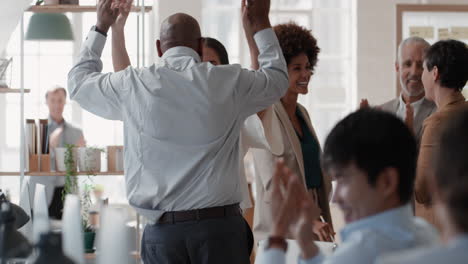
left=380, top=37, right=436, bottom=140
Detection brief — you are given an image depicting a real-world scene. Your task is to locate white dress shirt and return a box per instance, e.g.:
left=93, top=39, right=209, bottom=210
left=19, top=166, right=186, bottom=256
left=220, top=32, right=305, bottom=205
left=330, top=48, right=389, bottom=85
left=395, top=94, right=425, bottom=121
left=68, top=28, right=288, bottom=221
left=377, top=234, right=468, bottom=264
left=258, top=204, right=438, bottom=264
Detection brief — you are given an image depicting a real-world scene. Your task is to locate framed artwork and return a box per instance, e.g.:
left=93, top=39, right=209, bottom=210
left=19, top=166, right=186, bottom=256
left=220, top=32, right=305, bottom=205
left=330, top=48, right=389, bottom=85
left=396, top=4, right=468, bottom=95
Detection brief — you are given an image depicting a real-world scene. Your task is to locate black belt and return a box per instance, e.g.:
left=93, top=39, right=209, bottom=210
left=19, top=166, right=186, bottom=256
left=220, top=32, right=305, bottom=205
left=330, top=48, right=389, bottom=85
left=157, top=204, right=241, bottom=224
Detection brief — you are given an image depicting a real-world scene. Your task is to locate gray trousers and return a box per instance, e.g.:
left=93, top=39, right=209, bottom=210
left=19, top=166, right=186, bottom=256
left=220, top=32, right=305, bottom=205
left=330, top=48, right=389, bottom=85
left=141, top=214, right=250, bottom=264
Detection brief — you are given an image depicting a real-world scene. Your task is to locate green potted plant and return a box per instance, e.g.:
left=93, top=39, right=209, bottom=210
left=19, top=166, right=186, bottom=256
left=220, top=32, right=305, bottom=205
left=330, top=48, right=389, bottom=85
left=62, top=144, right=96, bottom=253
left=78, top=146, right=104, bottom=173
left=81, top=184, right=96, bottom=253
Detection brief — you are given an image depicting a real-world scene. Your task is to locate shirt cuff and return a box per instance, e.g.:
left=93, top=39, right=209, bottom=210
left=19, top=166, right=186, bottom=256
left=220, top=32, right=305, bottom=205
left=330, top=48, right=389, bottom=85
left=253, top=28, right=280, bottom=52
left=84, top=30, right=107, bottom=57
left=261, top=248, right=286, bottom=264
left=299, top=252, right=325, bottom=264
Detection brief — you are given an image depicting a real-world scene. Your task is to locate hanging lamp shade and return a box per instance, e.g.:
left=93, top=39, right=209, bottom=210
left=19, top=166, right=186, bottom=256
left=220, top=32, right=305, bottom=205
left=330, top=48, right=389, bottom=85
left=25, top=13, right=74, bottom=41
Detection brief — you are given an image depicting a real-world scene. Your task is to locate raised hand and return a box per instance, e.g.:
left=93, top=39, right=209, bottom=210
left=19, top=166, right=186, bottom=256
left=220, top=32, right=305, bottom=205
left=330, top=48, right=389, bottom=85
left=312, top=220, right=335, bottom=242
left=96, top=0, right=120, bottom=34
left=112, top=0, right=133, bottom=31
left=295, top=202, right=321, bottom=259
left=241, top=0, right=272, bottom=35
left=359, top=98, right=369, bottom=109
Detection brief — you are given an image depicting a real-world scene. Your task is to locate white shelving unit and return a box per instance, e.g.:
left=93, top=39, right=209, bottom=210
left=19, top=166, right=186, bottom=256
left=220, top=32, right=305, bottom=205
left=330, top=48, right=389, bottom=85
left=1, top=2, right=153, bottom=261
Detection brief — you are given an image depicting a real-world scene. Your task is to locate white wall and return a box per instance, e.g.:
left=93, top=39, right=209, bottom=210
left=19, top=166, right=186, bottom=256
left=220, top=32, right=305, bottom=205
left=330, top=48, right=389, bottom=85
left=356, top=0, right=468, bottom=105
left=155, top=0, right=202, bottom=31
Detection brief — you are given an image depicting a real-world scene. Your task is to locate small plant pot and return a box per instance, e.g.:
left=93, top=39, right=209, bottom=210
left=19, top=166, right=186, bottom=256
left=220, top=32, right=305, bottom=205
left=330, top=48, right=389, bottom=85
left=83, top=231, right=96, bottom=253
left=55, top=147, right=78, bottom=172
left=78, top=147, right=102, bottom=172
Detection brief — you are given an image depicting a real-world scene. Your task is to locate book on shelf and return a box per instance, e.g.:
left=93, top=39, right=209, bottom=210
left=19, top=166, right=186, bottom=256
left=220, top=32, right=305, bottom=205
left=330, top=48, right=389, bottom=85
left=25, top=118, right=50, bottom=172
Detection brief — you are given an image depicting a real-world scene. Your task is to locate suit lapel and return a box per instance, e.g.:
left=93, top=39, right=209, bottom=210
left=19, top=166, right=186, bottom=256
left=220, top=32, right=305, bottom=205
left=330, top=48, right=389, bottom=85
left=274, top=102, right=305, bottom=180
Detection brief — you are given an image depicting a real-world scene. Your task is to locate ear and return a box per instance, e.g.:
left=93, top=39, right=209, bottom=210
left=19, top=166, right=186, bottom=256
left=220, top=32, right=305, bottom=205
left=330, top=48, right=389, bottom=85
left=395, top=62, right=400, bottom=73
left=432, top=66, right=440, bottom=82
left=156, top=40, right=163, bottom=57
left=197, top=38, right=204, bottom=59
left=376, top=167, right=399, bottom=200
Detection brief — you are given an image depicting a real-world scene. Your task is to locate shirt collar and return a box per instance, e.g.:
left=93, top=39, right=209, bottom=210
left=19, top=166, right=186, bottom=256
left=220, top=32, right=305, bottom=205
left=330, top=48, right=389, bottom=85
left=161, top=46, right=201, bottom=63
left=340, top=204, right=414, bottom=242
left=399, top=94, right=425, bottom=108
left=48, top=116, right=65, bottom=127
left=438, top=91, right=466, bottom=110
left=450, top=234, right=468, bottom=248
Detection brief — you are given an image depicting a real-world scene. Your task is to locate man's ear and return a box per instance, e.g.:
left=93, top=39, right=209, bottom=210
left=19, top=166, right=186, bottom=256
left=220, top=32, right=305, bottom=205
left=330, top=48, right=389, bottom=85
left=157, top=40, right=163, bottom=57
left=197, top=38, right=204, bottom=59
left=376, top=167, right=399, bottom=200
left=395, top=61, right=400, bottom=73
left=432, top=66, right=440, bottom=82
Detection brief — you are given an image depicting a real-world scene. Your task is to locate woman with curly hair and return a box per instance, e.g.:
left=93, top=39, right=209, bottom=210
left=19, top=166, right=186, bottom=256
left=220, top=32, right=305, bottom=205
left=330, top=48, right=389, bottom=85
left=244, top=19, right=334, bottom=244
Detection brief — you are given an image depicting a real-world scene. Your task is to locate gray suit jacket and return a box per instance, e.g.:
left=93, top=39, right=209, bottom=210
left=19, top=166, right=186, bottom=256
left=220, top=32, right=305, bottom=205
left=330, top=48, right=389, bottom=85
left=380, top=98, right=436, bottom=141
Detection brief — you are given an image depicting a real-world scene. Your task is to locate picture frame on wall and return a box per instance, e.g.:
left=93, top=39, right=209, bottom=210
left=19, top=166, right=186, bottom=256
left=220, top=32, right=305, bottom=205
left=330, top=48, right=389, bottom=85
left=396, top=4, right=468, bottom=96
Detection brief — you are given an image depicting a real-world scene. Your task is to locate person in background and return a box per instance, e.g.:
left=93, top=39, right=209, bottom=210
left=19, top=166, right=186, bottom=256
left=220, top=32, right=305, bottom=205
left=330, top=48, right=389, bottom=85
left=414, top=39, right=468, bottom=232
left=259, top=109, right=438, bottom=264
left=244, top=18, right=334, bottom=245
left=361, top=37, right=436, bottom=141
left=28, top=86, right=86, bottom=220
left=379, top=108, right=468, bottom=264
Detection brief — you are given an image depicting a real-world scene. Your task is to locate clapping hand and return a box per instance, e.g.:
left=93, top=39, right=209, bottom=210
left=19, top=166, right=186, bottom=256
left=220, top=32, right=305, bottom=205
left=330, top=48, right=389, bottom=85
left=96, top=0, right=121, bottom=34
left=241, top=0, right=272, bottom=35
left=111, top=0, right=133, bottom=31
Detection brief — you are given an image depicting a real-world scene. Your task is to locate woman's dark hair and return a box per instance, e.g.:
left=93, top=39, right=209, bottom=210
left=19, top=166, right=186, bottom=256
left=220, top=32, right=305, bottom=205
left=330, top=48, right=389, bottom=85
left=425, top=39, right=468, bottom=91
left=435, top=107, right=468, bottom=232
left=203, top=37, right=229, bottom=65
left=273, top=22, right=320, bottom=73
left=322, top=109, right=417, bottom=204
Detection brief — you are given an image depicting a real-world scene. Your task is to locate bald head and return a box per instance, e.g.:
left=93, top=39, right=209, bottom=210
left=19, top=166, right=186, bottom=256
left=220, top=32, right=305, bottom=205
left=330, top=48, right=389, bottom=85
left=157, top=13, right=202, bottom=56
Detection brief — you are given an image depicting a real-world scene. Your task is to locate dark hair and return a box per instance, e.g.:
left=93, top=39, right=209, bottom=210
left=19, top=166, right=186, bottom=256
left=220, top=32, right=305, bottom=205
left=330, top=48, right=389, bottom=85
left=45, top=86, right=67, bottom=100
left=273, top=22, right=320, bottom=73
left=203, top=37, right=229, bottom=65
left=435, top=107, right=468, bottom=232
left=425, top=39, right=468, bottom=91
left=322, top=109, right=417, bottom=204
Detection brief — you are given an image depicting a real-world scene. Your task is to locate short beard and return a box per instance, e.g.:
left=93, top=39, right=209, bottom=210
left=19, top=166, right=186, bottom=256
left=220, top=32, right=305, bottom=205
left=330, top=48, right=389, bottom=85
left=400, top=77, right=424, bottom=97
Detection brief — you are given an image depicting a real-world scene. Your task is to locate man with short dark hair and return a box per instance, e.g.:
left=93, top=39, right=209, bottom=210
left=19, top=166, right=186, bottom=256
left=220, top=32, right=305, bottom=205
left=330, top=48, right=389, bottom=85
left=67, top=0, right=288, bottom=262
left=415, top=39, right=468, bottom=231
left=379, top=108, right=468, bottom=264
left=259, top=109, right=438, bottom=264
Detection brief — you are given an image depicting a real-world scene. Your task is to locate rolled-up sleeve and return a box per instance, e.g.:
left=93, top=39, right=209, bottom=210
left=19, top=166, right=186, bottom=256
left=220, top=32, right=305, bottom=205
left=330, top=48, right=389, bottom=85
left=68, top=31, right=125, bottom=121
left=237, top=28, right=288, bottom=117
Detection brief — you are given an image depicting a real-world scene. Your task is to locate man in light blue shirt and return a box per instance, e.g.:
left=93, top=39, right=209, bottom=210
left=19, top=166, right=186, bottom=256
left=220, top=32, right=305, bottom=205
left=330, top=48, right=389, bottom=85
left=378, top=107, right=468, bottom=263
left=259, top=109, right=438, bottom=264
left=68, top=0, right=287, bottom=263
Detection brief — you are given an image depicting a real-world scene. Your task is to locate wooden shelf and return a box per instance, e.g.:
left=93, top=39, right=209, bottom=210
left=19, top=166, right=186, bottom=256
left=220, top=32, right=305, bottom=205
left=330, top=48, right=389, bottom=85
left=85, top=251, right=140, bottom=260
left=0, top=171, right=124, bottom=176
left=27, top=5, right=152, bottom=13
left=0, top=88, right=31, bottom=93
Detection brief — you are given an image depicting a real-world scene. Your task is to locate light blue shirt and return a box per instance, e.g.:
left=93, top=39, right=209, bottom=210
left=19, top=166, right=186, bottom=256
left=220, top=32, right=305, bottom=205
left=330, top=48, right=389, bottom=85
left=259, top=204, right=438, bottom=264
left=377, top=234, right=468, bottom=264
left=67, top=28, right=288, bottom=221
